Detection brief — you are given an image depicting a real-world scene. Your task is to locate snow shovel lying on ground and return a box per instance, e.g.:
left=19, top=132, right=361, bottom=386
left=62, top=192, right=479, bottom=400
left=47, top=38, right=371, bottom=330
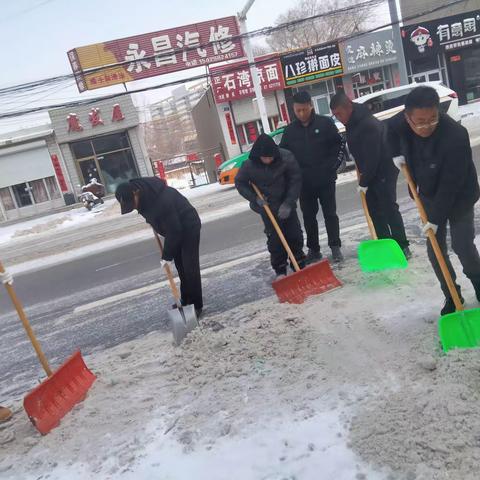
left=251, top=184, right=342, bottom=304
left=401, top=165, right=480, bottom=353
left=0, top=261, right=96, bottom=435
left=153, top=233, right=198, bottom=345
left=357, top=175, right=408, bottom=272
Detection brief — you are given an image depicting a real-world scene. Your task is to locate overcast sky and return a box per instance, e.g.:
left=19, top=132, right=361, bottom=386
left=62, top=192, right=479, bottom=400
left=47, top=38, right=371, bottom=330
left=0, top=0, right=389, bottom=132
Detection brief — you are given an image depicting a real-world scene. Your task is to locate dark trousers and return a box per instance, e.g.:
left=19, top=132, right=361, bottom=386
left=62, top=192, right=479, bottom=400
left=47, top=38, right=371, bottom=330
left=261, top=209, right=306, bottom=274
left=173, top=228, right=203, bottom=310
left=427, top=208, right=480, bottom=298
left=299, top=180, right=340, bottom=251
left=366, top=174, right=409, bottom=250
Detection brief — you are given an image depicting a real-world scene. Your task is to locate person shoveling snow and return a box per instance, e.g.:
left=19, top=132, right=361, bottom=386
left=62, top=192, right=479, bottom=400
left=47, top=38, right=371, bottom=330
left=115, top=177, right=203, bottom=319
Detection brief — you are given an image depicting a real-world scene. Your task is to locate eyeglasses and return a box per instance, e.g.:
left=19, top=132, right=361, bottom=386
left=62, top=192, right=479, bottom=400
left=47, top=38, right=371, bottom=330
left=406, top=115, right=439, bottom=130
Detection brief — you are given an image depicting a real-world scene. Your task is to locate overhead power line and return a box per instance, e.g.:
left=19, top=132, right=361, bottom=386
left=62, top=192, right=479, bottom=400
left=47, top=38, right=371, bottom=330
left=0, top=0, right=470, bottom=120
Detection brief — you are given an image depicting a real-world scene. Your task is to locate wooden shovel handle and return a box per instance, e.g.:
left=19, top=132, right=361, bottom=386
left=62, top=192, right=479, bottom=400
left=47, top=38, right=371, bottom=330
left=0, top=261, right=52, bottom=376
left=153, top=232, right=182, bottom=305
left=400, top=164, right=464, bottom=311
left=356, top=168, right=377, bottom=240
left=251, top=183, right=300, bottom=272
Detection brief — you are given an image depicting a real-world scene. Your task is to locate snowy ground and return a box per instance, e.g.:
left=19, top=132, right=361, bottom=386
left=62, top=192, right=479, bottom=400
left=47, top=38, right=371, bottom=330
left=2, top=204, right=480, bottom=480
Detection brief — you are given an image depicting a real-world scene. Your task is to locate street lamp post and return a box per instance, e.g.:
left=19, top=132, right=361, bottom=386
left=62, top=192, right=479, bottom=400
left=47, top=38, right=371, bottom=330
left=238, top=0, right=271, bottom=134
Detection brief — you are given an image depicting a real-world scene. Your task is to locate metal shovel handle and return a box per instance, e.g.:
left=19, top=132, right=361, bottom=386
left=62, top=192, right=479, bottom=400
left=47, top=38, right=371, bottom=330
left=251, top=183, right=300, bottom=272
left=0, top=261, right=52, bottom=376
left=153, top=232, right=182, bottom=307
left=400, top=164, right=464, bottom=311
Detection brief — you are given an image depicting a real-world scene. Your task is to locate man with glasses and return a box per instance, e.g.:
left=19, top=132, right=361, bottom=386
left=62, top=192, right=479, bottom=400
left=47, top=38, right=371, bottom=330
left=330, top=91, right=410, bottom=258
left=389, top=85, right=480, bottom=315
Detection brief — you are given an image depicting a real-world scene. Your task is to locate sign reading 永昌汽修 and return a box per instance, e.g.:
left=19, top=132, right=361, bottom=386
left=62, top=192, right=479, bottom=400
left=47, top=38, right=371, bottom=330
left=339, top=29, right=398, bottom=74
left=68, top=16, right=244, bottom=92
left=402, top=10, right=480, bottom=61
left=281, top=43, right=343, bottom=87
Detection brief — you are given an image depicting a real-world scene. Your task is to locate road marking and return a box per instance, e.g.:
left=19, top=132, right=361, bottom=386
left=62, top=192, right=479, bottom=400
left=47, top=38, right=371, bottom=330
left=95, top=262, right=122, bottom=272
left=73, top=221, right=370, bottom=315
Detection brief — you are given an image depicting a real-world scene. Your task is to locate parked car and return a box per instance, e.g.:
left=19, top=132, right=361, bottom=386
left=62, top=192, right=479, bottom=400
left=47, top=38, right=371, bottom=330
left=354, top=81, right=460, bottom=122
left=217, top=82, right=460, bottom=185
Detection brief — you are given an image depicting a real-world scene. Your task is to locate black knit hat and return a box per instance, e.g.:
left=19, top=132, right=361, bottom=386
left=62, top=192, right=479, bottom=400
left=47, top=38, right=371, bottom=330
left=115, top=182, right=136, bottom=214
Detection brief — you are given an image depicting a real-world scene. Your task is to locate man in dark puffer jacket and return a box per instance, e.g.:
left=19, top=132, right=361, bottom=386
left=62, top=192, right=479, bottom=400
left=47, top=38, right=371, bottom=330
left=115, top=177, right=203, bottom=317
left=235, top=133, right=306, bottom=278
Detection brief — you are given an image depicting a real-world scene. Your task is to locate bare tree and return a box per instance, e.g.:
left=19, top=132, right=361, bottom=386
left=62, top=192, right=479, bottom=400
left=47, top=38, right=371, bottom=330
left=266, top=0, right=379, bottom=52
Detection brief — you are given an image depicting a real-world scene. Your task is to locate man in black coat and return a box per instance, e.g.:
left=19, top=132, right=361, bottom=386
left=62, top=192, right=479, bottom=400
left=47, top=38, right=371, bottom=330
left=280, top=90, right=344, bottom=263
left=330, top=91, right=410, bottom=257
left=235, top=133, right=306, bottom=278
left=115, top=177, right=203, bottom=317
left=389, top=86, right=480, bottom=315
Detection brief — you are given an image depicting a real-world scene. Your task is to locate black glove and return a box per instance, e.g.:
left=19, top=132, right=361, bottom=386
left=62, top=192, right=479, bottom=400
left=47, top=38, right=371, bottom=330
left=277, top=203, right=291, bottom=220
left=256, top=197, right=268, bottom=208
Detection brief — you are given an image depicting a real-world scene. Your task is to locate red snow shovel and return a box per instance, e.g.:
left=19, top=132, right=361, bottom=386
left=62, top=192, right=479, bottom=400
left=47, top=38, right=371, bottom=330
left=0, top=261, right=96, bottom=435
left=251, top=184, right=342, bottom=304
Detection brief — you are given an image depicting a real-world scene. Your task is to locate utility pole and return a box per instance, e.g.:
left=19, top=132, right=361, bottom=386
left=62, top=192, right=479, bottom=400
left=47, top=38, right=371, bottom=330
left=388, top=0, right=409, bottom=85
left=238, top=0, right=271, bottom=134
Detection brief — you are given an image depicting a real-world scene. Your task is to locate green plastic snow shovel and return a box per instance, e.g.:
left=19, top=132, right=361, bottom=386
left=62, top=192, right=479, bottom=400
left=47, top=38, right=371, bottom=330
left=401, top=164, right=480, bottom=353
left=357, top=178, right=408, bottom=272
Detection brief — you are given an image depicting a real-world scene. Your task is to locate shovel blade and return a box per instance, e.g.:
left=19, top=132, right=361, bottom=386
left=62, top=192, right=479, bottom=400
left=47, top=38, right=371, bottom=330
left=273, top=259, right=342, bottom=304
left=168, top=304, right=198, bottom=346
left=23, top=351, right=96, bottom=435
left=439, top=308, right=480, bottom=352
left=358, top=239, right=408, bottom=272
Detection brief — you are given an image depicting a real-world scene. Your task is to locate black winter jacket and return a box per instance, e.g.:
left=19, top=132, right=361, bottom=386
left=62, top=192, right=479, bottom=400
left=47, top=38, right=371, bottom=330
left=346, top=103, right=396, bottom=187
left=279, top=113, right=342, bottom=188
left=129, top=177, right=201, bottom=261
left=235, top=134, right=302, bottom=213
left=387, top=112, right=479, bottom=225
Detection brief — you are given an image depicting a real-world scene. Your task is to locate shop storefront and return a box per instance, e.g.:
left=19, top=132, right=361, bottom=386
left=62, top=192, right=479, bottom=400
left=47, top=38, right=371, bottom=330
left=0, top=126, right=67, bottom=222
left=281, top=42, right=344, bottom=116
left=201, top=55, right=289, bottom=159
left=402, top=10, right=480, bottom=104
left=48, top=95, right=153, bottom=195
left=339, top=29, right=401, bottom=99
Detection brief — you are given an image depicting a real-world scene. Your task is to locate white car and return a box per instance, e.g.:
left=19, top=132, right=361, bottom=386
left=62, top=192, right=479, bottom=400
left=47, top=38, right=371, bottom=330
left=353, top=81, right=460, bottom=123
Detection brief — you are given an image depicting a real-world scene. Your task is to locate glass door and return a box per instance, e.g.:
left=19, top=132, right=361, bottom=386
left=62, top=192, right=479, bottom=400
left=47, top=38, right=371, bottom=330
left=79, top=157, right=103, bottom=186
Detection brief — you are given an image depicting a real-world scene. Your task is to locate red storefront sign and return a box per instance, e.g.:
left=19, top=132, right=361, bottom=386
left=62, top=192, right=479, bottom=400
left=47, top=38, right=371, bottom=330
left=210, top=55, right=285, bottom=103
left=66, top=105, right=124, bottom=132
left=153, top=160, right=166, bottom=181
left=186, top=153, right=199, bottom=162
left=224, top=112, right=237, bottom=144
left=214, top=153, right=223, bottom=168
left=50, top=155, right=68, bottom=193
left=68, top=17, right=244, bottom=92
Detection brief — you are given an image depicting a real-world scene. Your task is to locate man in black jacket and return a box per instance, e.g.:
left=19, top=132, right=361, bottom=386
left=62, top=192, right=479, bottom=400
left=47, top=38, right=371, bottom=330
left=389, top=86, right=480, bottom=315
left=280, top=91, right=344, bottom=263
left=330, top=91, right=410, bottom=257
left=115, top=177, right=203, bottom=317
left=235, top=133, right=306, bottom=278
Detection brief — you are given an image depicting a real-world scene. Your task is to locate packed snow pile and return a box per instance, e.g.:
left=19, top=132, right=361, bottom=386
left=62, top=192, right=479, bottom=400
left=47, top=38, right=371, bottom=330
left=2, top=236, right=480, bottom=479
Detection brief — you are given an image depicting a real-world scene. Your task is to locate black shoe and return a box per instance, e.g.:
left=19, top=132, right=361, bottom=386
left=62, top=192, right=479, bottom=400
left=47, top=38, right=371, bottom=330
left=331, top=246, right=344, bottom=263
left=195, top=308, right=203, bottom=319
left=306, top=249, right=322, bottom=264
left=402, top=247, right=412, bottom=260
left=441, top=295, right=464, bottom=316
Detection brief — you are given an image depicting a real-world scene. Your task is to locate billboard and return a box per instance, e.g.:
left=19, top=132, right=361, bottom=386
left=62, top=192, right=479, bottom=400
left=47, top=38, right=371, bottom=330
left=339, top=29, right=399, bottom=74
left=68, top=16, right=244, bottom=92
left=281, top=42, right=343, bottom=87
left=401, top=10, right=480, bottom=61
left=209, top=55, right=285, bottom=103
